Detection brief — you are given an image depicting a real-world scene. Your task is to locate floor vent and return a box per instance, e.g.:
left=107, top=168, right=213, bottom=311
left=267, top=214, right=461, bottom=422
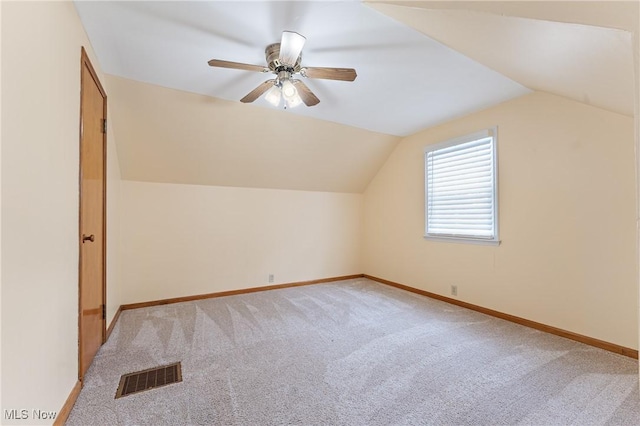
left=115, top=362, right=182, bottom=399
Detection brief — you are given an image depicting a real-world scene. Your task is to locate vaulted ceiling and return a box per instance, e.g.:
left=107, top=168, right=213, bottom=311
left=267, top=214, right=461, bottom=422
left=369, top=1, right=637, bottom=117
left=74, top=1, right=637, bottom=193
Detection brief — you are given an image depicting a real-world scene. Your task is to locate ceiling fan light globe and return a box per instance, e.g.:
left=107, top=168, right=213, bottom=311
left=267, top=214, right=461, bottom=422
left=281, top=80, right=298, bottom=100
left=286, top=93, right=303, bottom=109
left=265, top=85, right=282, bottom=107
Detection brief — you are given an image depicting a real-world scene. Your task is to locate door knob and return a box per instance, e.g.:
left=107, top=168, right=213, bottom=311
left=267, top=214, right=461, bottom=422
left=82, top=234, right=95, bottom=243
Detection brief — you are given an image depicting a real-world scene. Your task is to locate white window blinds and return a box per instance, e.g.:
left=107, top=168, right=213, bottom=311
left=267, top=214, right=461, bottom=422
left=425, top=129, right=498, bottom=243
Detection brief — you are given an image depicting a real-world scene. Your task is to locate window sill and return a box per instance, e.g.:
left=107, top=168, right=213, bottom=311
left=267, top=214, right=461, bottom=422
left=424, top=235, right=501, bottom=246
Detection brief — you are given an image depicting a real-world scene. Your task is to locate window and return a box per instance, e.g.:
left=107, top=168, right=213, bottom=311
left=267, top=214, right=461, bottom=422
left=424, top=128, right=499, bottom=245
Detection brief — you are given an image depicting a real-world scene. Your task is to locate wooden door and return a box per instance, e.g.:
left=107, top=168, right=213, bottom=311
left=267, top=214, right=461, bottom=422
left=79, top=48, right=107, bottom=379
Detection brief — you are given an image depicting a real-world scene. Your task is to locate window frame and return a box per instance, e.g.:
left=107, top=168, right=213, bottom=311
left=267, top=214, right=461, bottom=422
left=423, top=127, right=500, bottom=246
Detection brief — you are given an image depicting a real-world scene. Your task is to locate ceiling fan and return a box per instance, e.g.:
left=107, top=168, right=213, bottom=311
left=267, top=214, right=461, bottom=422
left=208, top=31, right=357, bottom=108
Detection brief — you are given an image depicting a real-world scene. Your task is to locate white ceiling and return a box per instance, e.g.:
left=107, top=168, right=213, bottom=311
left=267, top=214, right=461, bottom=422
left=73, top=0, right=531, bottom=136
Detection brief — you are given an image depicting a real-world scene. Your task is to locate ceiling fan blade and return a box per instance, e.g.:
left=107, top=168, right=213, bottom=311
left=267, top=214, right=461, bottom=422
left=279, top=31, right=306, bottom=66
left=208, top=59, right=268, bottom=73
left=302, top=67, right=357, bottom=82
left=292, top=80, right=320, bottom=107
left=240, top=79, right=276, bottom=103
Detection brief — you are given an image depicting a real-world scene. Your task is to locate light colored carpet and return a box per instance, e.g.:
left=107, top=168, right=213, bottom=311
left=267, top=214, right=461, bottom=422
left=67, top=278, right=640, bottom=425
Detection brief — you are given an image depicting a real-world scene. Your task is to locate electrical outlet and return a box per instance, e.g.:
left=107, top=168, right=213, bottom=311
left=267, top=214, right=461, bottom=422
left=268, top=274, right=274, bottom=283
left=451, top=285, right=458, bottom=296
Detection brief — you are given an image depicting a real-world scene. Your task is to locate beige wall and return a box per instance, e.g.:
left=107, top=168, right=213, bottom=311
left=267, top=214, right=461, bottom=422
left=106, top=75, right=399, bottom=193
left=120, top=181, right=362, bottom=304
left=105, top=117, right=122, bottom=325
left=636, top=24, right=639, bottom=376
left=363, top=91, right=638, bottom=350
left=1, top=1, right=122, bottom=422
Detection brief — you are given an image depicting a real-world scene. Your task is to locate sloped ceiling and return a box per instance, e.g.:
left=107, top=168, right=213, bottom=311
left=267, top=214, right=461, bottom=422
left=367, top=1, right=639, bottom=33
left=368, top=1, right=637, bottom=116
left=75, top=1, right=637, bottom=193
left=106, top=75, right=399, bottom=193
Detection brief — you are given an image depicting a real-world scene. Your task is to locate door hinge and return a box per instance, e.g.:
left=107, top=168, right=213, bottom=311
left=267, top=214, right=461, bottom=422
left=102, top=304, right=106, bottom=320
left=101, top=119, right=107, bottom=134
